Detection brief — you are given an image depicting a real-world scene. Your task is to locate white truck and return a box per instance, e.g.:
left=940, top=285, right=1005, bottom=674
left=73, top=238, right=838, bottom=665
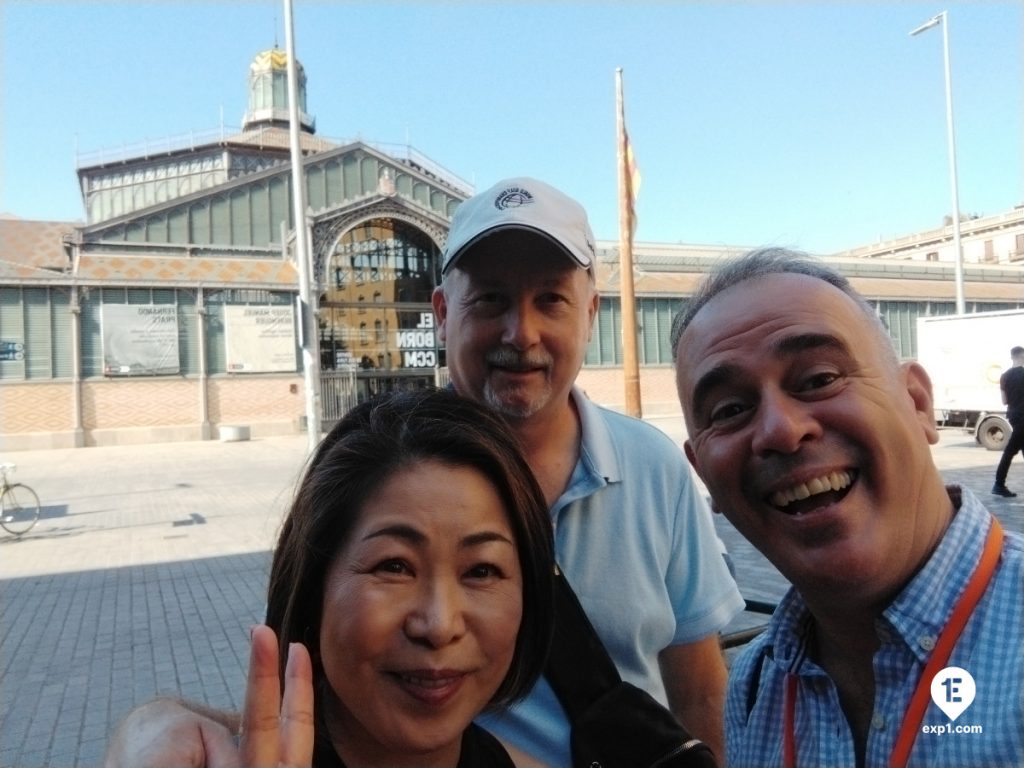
left=915, top=309, right=1023, bottom=451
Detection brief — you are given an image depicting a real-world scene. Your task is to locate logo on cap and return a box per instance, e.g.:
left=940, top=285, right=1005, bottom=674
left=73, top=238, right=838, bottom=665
left=494, top=187, right=535, bottom=210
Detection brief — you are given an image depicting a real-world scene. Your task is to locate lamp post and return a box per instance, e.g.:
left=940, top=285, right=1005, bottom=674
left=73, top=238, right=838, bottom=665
left=910, top=11, right=965, bottom=314
left=284, top=0, right=322, bottom=453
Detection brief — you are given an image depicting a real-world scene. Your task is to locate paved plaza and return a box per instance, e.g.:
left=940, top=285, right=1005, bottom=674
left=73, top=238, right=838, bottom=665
left=1, top=417, right=1022, bottom=767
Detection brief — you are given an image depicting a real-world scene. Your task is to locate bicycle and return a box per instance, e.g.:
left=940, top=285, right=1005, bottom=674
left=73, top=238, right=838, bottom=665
left=0, top=463, right=41, bottom=536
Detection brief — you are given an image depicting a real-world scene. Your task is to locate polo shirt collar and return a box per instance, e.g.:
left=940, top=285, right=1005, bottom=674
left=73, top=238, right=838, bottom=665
left=571, top=386, right=621, bottom=485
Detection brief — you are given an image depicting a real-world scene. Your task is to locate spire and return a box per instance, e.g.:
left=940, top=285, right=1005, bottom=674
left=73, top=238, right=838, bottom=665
left=241, top=48, right=315, bottom=134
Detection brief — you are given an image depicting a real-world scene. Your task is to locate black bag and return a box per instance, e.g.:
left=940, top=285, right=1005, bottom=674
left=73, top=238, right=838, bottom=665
left=544, top=566, right=718, bottom=768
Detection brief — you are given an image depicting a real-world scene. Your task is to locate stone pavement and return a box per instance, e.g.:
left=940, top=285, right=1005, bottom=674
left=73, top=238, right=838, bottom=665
left=1, top=421, right=1022, bottom=768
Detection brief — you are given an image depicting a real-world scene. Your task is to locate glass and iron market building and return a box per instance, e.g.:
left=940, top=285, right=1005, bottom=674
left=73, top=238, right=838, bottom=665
left=2, top=49, right=1023, bottom=450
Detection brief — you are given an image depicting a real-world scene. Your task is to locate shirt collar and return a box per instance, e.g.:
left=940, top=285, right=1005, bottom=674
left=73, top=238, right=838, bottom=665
left=881, top=486, right=991, bottom=663
left=762, top=486, right=991, bottom=670
left=760, top=587, right=817, bottom=674
left=571, top=386, right=621, bottom=484
left=548, top=388, right=620, bottom=516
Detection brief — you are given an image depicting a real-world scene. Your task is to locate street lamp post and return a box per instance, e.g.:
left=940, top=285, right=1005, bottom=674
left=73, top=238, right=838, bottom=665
left=911, top=11, right=966, bottom=314
left=284, top=0, right=322, bottom=453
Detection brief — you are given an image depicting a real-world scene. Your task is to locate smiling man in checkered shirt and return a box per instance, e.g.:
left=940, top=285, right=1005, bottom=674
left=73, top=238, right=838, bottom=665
left=673, top=248, right=1024, bottom=768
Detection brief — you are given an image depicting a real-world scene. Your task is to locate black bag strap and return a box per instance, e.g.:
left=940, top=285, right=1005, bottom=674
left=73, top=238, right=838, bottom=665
left=543, top=564, right=623, bottom=719
left=544, top=565, right=719, bottom=768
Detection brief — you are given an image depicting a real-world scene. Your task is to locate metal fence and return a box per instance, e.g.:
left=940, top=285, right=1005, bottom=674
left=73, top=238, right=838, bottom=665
left=319, top=367, right=451, bottom=427
left=320, top=369, right=358, bottom=428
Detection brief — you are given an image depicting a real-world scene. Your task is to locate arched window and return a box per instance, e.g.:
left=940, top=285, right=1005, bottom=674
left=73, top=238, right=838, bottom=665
left=319, top=218, right=441, bottom=372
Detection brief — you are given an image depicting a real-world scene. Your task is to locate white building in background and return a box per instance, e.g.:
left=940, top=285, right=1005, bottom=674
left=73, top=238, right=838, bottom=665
left=2, top=48, right=1022, bottom=450
left=834, top=206, right=1024, bottom=265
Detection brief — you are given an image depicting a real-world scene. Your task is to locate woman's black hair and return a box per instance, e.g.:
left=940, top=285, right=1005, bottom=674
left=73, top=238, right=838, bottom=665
left=265, top=387, right=554, bottom=709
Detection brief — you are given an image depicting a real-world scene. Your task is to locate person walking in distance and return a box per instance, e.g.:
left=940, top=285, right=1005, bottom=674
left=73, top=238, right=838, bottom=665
left=992, top=345, right=1024, bottom=498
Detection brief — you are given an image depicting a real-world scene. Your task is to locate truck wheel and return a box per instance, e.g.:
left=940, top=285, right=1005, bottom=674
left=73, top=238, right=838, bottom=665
left=977, top=416, right=1011, bottom=451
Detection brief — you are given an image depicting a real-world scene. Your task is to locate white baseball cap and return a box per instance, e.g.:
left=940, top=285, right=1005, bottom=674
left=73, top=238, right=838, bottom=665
left=441, top=177, right=597, bottom=275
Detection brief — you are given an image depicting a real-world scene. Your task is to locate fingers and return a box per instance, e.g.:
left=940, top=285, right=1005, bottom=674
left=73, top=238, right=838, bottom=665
left=279, top=643, right=315, bottom=767
left=103, top=697, right=240, bottom=768
left=239, top=625, right=315, bottom=768
left=198, top=723, right=242, bottom=768
left=240, top=625, right=283, bottom=767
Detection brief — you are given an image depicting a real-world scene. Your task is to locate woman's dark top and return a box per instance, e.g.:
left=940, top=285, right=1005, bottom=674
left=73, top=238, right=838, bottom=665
left=311, top=722, right=516, bottom=768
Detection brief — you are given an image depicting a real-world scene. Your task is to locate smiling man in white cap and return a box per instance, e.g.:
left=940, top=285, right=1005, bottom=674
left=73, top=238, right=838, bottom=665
left=434, top=177, right=743, bottom=767
left=435, top=177, right=599, bottom=443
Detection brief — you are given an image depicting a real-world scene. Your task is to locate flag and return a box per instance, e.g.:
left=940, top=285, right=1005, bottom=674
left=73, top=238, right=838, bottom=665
left=623, top=125, right=641, bottom=239
left=617, top=68, right=640, bottom=242
left=615, top=67, right=642, bottom=417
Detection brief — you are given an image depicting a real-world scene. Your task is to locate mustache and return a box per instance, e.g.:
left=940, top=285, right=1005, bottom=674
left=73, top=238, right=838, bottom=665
left=485, top=347, right=553, bottom=371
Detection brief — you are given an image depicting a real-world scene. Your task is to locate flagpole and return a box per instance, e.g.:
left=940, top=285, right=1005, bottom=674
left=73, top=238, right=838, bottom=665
left=284, top=0, right=322, bottom=454
left=616, top=67, right=642, bottom=418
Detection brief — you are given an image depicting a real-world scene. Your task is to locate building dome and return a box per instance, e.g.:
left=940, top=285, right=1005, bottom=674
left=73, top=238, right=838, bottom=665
left=242, top=47, right=315, bottom=133
left=250, top=48, right=291, bottom=73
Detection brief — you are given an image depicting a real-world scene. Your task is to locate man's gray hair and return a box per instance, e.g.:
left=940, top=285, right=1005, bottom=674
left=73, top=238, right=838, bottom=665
left=669, top=247, right=893, bottom=359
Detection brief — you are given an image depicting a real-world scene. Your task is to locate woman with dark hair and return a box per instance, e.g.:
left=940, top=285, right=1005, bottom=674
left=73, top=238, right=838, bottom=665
left=240, top=387, right=555, bottom=767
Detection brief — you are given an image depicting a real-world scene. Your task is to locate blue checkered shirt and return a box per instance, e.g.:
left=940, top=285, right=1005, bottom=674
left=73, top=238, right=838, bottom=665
left=726, top=487, right=1024, bottom=767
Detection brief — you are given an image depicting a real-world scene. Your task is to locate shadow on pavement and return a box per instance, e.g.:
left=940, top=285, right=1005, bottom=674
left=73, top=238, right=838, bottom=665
left=0, top=551, right=270, bottom=768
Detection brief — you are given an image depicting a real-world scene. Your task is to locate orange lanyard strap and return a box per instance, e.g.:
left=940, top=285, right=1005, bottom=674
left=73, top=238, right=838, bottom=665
left=783, top=517, right=1004, bottom=768
left=783, top=673, right=799, bottom=768
left=889, top=517, right=1003, bottom=768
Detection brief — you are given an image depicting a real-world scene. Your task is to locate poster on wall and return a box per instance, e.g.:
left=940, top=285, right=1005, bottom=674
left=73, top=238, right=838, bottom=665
left=101, top=304, right=180, bottom=376
left=224, top=305, right=297, bottom=372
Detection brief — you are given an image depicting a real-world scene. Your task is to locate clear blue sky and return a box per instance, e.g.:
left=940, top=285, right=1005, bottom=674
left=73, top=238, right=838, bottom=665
left=2, top=1, right=1021, bottom=254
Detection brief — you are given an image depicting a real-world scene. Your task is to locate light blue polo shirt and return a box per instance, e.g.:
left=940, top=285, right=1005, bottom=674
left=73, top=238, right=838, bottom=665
left=479, top=389, right=744, bottom=767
